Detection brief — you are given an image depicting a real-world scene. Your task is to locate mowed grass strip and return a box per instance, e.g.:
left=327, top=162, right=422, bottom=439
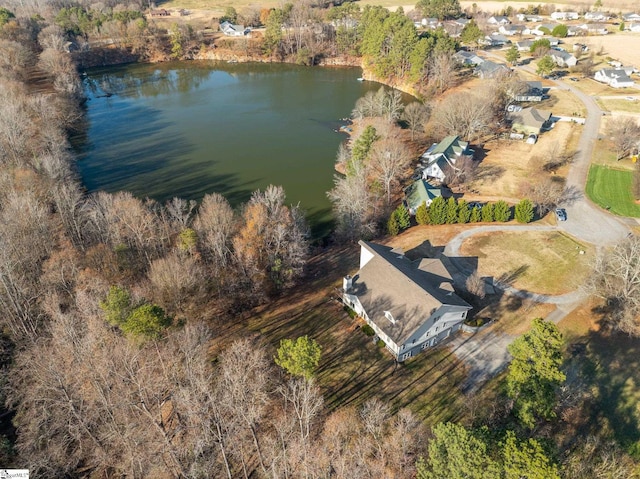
left=460, top=231, right=593, bottom=294
left=586, top=164, right=640, bottom=217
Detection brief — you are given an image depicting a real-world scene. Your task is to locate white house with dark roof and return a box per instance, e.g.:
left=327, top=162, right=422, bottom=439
left=488, top=15, right=511, bottom=25
left=343, top=241, right=472, bottom=361
left=219, top=21, right=251, bottom=36
left=594, top=69, right=635, bottom=88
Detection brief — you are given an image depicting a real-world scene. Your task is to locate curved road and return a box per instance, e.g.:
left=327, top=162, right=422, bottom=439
left=557, top=80, right=631, bottom=245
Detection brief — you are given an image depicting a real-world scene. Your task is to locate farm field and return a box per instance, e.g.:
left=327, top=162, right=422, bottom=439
left=586, top=164, right=640, bottom=217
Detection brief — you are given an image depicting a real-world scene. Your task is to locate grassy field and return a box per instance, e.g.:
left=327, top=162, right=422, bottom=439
left=460, top=230, right=593, bottom=294
left=597, top=98, right=640, bottom=115
left=586, top=164, right=640, bottom=217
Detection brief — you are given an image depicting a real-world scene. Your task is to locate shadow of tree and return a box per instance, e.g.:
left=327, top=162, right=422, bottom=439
left=497, top=264, right=529, bottom=286
left=475, top=164, right=506, bottom=183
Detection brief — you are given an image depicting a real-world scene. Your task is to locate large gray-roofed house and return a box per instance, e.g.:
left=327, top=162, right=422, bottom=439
left=509, top=107, right=552, bottom=135
left=342, top=241, right=472, bottom=362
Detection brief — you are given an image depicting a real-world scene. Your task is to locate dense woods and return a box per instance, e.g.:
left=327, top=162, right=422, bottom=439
left=0, top=0, right=639, bottom=477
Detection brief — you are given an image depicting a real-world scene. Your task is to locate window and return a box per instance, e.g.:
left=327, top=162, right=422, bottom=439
left=384, top=310, right=395, bottom=324
left=421, top=342, right=428, bottom=350
left=402, top=352, right=412, bottom=361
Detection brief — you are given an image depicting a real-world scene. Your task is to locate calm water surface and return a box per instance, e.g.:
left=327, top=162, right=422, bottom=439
left=75, top=61, right=389, bottom=236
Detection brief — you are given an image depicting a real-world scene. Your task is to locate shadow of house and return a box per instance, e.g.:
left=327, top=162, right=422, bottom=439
left=342, top=241, right=472, bottom=362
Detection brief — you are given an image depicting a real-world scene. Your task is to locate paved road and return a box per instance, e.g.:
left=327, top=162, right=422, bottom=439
left=558, top=81, right=631, bottom=245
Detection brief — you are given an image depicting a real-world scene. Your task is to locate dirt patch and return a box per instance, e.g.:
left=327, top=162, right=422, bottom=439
left=459, top=230, right=593, bottom=294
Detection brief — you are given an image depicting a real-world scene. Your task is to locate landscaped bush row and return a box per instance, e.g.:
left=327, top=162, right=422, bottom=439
left=388, top=197, right=535, bottom=234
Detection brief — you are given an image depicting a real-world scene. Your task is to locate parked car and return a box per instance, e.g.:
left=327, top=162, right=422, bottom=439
left=569, top=77, right=579, bottom=82
left=555, top=208, right=567, bottom=221
left=468, top=201, right=483, bottom=210
left=526, top=134, right=538, bottom=144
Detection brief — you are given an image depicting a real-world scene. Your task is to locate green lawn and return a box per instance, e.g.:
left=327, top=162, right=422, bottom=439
left=586, top=164, right=640, bottom=217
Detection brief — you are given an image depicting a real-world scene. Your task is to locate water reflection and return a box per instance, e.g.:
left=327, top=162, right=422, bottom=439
left=74, top=61, right=397, bottom=238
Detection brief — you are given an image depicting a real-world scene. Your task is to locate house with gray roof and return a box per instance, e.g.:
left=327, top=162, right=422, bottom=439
left=220, top=21, right=251, bottom=36
left=488, top=15, right=511, bottom=25
left=509, top=107, right=552, bottom=135
left=343, top=241, right=472, bottom=361
left=516, top=39, right=534, bottom=51
left=420, top=135, right=473, bottom=182
left=594, top=69, right=635, bottom=88
left=551, top=11, right=579, bottom=20
left=481, top=33, right=511, bottom=46
left=499, top=24, right=526, bottom=36
left=404, top=180, right=441, bottom=214
left=474, top=60, right=509, bottom=78
left=517, top=13, right=543, bottom=22
left=549, top=49, right=577, bottom=67
left=514, top=81, right=545, bottom=102
left=453, top=50, right=485, bottom=66
left=623, top=13, right=640, bottom=22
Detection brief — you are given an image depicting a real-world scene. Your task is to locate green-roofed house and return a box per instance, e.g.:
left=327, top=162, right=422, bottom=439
left=420, top=135, right=473, bottom=182
left=404, top=179, right=442, bottom=215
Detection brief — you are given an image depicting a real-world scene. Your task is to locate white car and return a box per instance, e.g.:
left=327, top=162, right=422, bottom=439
left=526, top=134, right=538, bottom=144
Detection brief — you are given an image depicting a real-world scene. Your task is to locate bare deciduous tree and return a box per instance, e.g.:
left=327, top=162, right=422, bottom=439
left=402, top=101, right=430, bottom=140
left=370, top=137, right=412, bottom=204
left=428, top=52, right=457, bottom=94
left=193, top=192, right=236, bottom=268
left=432, top=90, right=494, bottom=142
left=466, top=269, right=486, bottom=299
left=606, top=116, right=640, bottom=160
left=589, top=235, right=640, bottom=336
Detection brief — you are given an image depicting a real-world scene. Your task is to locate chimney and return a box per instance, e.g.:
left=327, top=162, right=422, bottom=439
left=343, top=275, right=353, bottom=292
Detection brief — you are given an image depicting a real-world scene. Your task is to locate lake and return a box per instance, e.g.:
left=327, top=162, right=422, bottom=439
left=74, top=61, right=390, bottom=237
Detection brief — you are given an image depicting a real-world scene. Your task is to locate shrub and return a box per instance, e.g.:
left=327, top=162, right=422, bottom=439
left=445, top=197, right=458, bottom=224
left=395, top=205, right=411, bottom=230
left=376, top=339, right=386, bottom=348
left=458, top=200, right=471, bottom=223
left=122, top=304, right=171, bottom=340
left=343, top=306, right=357, bottom=319
left=551, top=24, right=568, bottom=38
left=362, top=324, right=375, bottom=336
left=481, top=202, right=494, bottom=222
left=416, top=203, right=430, bottom=224
left=493, top=200, right=511, bottom=222
left=470, top=206, right=481, bottom=223
left=387, top=214, right=400, bottom=235
left=515, top=199, right=535, bottom=223
left=429, top=196, right=446, bottom=225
